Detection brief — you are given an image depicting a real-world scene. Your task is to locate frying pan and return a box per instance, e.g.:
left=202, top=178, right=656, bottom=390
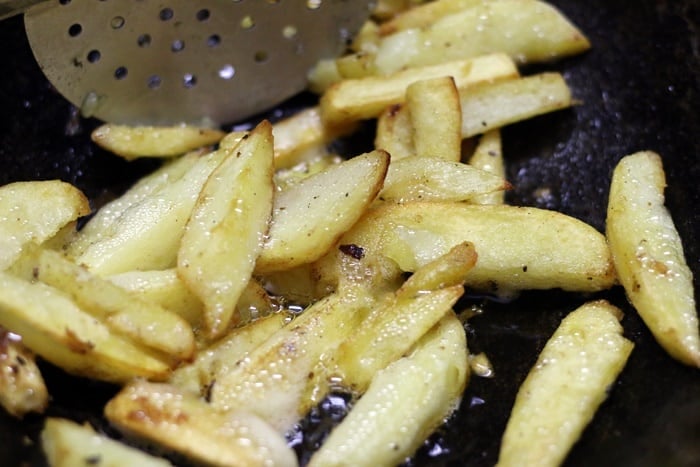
left=1, top=0, right=699, bottom=465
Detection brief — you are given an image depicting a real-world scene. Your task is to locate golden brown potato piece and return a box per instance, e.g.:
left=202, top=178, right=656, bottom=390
left=320, top=53, right=517, bottom=125
left=0, top=180, right=89, bottom=271
left=497, top=300, right=633, bottom=467
left=310, top=312, right=468, bottom=467
left=42, top=418, right=173, bottom=467
left=406, top=76, right=462, bottom=161
left=0, top=329, right=48, bottom=418
left=178, top=121, right=274, bottom=339
left=105, top=381, right=298, bottom=467
left=372, top=0, right=590, bottom=74
left=91, top=124, right=224, bottom=160
left=255, top=150, right=389, bottom=273
left=0, top=271, right=171, bottom=383
left=333, top=201, right=615, bottom=297
left=606, top=151, right=700, bottom=367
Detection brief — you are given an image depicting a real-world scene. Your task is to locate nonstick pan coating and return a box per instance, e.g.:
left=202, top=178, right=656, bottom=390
left=1, top=0, right=699, bottom=465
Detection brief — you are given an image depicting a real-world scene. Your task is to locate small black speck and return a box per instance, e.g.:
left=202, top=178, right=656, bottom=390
left=85, top=454, right=101, bottom=465
left=339, top=244, right=365, bottom=260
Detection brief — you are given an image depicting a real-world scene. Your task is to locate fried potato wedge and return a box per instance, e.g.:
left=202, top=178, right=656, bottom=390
left=274, top=153, right=343, bottom=192
left=169, top=313, right=287, bottom=397
left=208, top=290, right=371, bottom=432
left=468, top=129, right=506, bottom=204
left=0, top=180, right=89, bottom=271
left=68, top=148, right=228, bottom=275
left=255, top=150, right=390, bottom=273
left=66, top=151, right=204, bottom=256
left=42, top=418, right=173, bottom=467
left=460, top=72, right=573, bottom=138
left=0, top=328, right=48, bottom=418
left=309, top=312, right=468, bottom=467
left=271, top=107, right=355, bottom=169
left=334, top=202, right=615, bottom=296
left=336, top=285, right=464, bottom=391
left=105, top=381, right=298, bottom=467
left=606, top=151, right=700, bottom=366
left=320, top=53, right=518, bottom=125
left=350, top=19, right=381, bottom=53
left=379, top=156, right=509, bottom=203
left=0, top=272, right=171, bottom=383
left=375, top=103, right=415, bottom=160
left=30, top=249, right=195, bottom=362
left=497, top=300, right=633, bottom=467
left=373, top=0, right=590, bottom=74
left=334, top=243, right=475, bottom=391
left=178, top=121, right=274, bottom=339
left=91, top=124, right=225, bottom=160
left=406, top=76, right=462, bottom=161
left=378, top=0, right=487, bottom=35
left=308, top=57, right=343, bottom=93
left=107, top=268, right=203, bottom=326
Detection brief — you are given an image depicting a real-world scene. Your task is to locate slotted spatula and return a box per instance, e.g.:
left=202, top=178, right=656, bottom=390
left=2, top=0, right=373, bottom=126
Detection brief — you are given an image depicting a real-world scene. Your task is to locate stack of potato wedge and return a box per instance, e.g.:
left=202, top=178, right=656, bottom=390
left=0, top=1, right=696, bottom=466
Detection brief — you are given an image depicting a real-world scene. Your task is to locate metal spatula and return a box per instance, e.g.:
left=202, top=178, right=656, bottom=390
left=2, top=0, right=373, bottom=126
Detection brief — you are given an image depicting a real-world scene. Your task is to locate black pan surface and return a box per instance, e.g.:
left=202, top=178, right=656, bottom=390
left=1, top=0, right=699, bottom=466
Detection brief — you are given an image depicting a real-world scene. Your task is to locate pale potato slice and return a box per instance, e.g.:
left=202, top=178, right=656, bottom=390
left=309, top=312, right=468, bottom=467
left=208, top=289, right=372, bottom=432
left=69, top=148, right=228, bottom=275
left=468, top=129, right=506, bottom=205
left=169, top=313, right=287, bottom=396
left=337, top=285, right=464, bottom=391
left=0, top=271, right=171, bottom=383
left=334, top=51, right=379, bottom=80
left=108, top=270, right=276, bottom=330
left=379, top=156, right=509, bottom=203
left=497, top=300, right=633, bottom=467
left=105, top=381, right=298, bottom=467
left=378, top=0, right=490, bottom=35
left=107, top=268, right=203, bottom=326
left=335, top=202, right=615, bottom=296
left=272, top=107, right=355, bottom=169
left=460, top=72, right=573, bottom=138
left=334, top=242, right=475, bottom=391
left=178, top=121, right=275, bottom=339
left=374, top=103, right=415, bottom=159
left=91, top=124, right=225, bottom=160
left=41, top=418, right=173, bottom=467
left=274, top=152, right=343, bottom=191
left=216, top=130, right=247, bottom=150
left=308, top=57, right=343, bottom=93
left=406, top=76, right=462, bottom=161
left=0, top=328, right=48, bottom=418
left=0, top=180, right=89, bottom=270
left=320, top=53, right=518, bottom=125
left=255, top=150, right=390, bottom=273
left=373, top=0, right=590, bottom=74
left=66, top=151, right=204, bottom=257
left=606, top=151, right=700, bottom=367
left=350, top=19, right=381, bottom=53
left=31, top=249, right=195, bottom=362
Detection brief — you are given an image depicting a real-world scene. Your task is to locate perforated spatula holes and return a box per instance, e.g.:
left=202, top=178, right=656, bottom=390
left=12, top=0, right=372, bottom=125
